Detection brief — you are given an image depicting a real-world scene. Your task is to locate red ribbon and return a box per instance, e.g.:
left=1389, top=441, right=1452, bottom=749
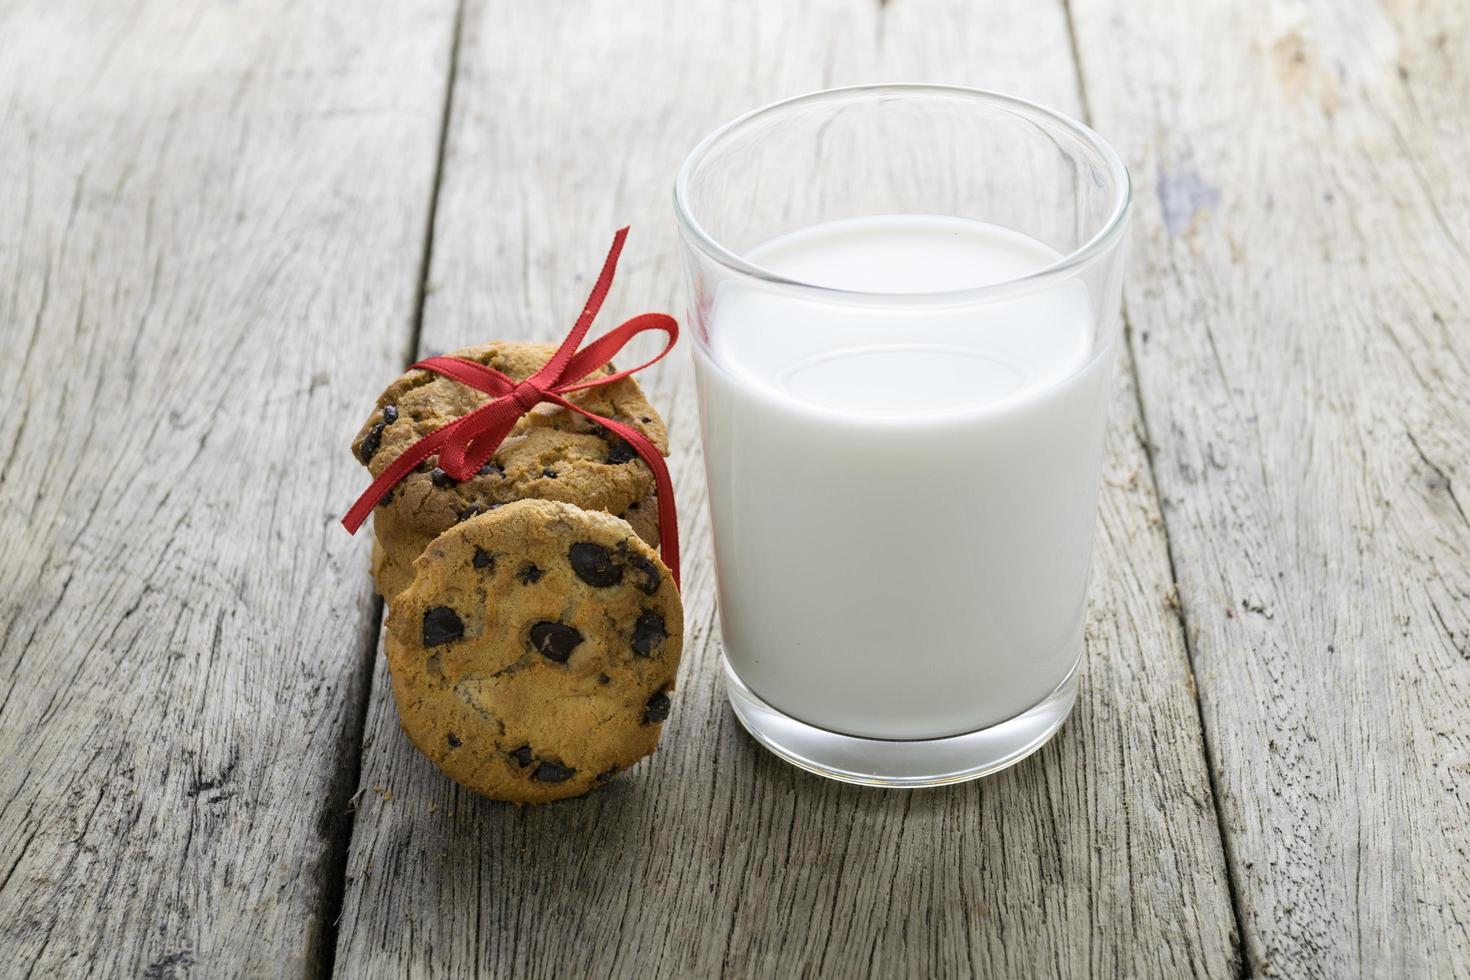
left=342, top=228, right=680, bottom=586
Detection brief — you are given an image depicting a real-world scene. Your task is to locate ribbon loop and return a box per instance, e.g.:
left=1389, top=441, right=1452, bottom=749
left=342, top=229, right=681, bottom=587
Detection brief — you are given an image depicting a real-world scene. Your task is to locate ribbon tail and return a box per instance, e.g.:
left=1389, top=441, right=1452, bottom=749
left=546, top=395, right=680, bottom=588
left=620, top=425, right=680, bottom=589
left=438, top=400, right=524, bottom=481
left=342, top=424, right=456, bottom=533
left=527, top=229, right=630, bottom=390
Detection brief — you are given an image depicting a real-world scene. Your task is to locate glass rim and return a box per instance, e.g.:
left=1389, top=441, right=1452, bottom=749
left=673, top=83, right=1133, bottom=304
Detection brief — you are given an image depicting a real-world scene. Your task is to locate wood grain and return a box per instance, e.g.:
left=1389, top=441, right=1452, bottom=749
left=0, top=1, right=455, bottom=974
left=333, top=1, right=1238, bottom=976
left=1069, top=0, right=1470, bottom=974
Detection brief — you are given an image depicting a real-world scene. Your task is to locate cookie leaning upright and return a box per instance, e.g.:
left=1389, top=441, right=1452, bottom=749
left=386, top=499, right=684, bottom=804
left=352, top=340, right=669, bottom=601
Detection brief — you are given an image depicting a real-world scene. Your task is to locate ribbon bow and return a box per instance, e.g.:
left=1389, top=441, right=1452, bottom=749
left=343, top=228, right=680, bottom=586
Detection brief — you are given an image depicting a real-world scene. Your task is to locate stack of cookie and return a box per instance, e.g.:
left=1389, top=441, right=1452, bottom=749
left=352, top=341, right=683, bottom=803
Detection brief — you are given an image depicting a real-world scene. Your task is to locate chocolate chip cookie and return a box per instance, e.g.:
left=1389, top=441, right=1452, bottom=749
left=352, top=341, right=668, bottom=600
left=385, top=498, right=683, bottom=803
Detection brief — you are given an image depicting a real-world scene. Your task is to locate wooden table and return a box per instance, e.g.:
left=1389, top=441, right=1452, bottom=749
left=2, top=1, right=1466, bottom=976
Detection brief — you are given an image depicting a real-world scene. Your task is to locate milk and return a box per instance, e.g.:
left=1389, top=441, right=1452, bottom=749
left=693, top=215, right=1115, bottom=740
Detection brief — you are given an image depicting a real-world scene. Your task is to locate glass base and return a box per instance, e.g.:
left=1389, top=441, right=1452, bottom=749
left=723, top=656, right=1080, bottom=787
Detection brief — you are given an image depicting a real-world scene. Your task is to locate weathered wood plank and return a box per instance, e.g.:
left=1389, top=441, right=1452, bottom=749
left=1069, top=0, right=1470, bottom=975
left=334, top=1, right=1239, bottom=976
left=0, top=1, right=455, bottom=974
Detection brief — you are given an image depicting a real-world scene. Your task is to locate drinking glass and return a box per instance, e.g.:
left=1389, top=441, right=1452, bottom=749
left=674, top=85, right=1131, bottom=786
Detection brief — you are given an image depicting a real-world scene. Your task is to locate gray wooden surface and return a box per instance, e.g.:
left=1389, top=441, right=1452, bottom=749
left=0, top=0, right=1464, bottom=978
left=1071, top=1, right=1470, bottom=974
left=0, top=1, right=457, bottom=976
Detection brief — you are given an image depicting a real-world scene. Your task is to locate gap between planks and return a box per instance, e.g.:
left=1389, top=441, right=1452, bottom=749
left=1057, top=0, right=1251, bottom=975
left=314, top=1, right=470, bottom=974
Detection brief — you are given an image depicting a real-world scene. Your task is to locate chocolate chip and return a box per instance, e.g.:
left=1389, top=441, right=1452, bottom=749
left=477, top=462, right=503, bottom=477
left=568, top=542, right=622, bottom=587
left=631, top=611, right=666, bottom=657
left=533, top=761, right=575, bottom=783
left=508, top=745, right=534, bottom=768
left=605, top=439, right=637, bottom=464
left=377, top=488, right=394, bottom=508
left=457, top=504, right=484, bottom=522
left=542, top=467, right=558, bottom=479
left=530, top=621, right=583, bottom=663
left=446, top=733, right=462, bottom=749
left=472, top=548, right=495, bottom=571
left=431, top=467, right=455, bottom=487
left=628, top=555, right=661, bottom=595
left=517, top=562, right=543, bottom=585
left=639, top=415, right=652, bottom=423
left=382, top=405, right=399, bottom=424
left=422, top=606, right=464, bottom=647
left=357, top=421, right=385, bottom=463
left=595, top=767, right=618, bottom=783
left=644, top=690, right=671, bottom=724
left=597, top=673, right=611, bottom=685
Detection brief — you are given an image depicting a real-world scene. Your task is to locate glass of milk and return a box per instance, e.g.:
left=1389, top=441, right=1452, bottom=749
left=674, top=85, right=1131, bottom=786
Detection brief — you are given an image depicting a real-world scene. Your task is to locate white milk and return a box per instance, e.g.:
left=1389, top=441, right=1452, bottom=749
left=693, top=215, right=1115, bottom=740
